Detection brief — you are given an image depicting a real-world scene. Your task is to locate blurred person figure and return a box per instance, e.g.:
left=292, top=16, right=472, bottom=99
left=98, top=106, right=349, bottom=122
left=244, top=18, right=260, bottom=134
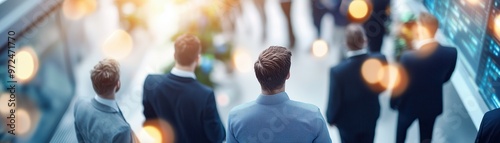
left=326, top=24, right=386, bottom=143
left=363, top=0, right=390, bottom=53
left=476, top=108, right=500, bottom=143
left=227, top=46, right=331, bottom=143
left=391, top=13, right=457, bottom=143
left=74, top=59, right=138, bottom=143
left=142, top=34, right=226, bottom=143
left=281, top=0, right=295, bottom=48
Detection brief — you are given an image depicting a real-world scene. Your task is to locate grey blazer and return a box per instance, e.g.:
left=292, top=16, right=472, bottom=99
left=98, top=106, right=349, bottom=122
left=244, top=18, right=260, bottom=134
left=74, top=98, right=133, bottom=143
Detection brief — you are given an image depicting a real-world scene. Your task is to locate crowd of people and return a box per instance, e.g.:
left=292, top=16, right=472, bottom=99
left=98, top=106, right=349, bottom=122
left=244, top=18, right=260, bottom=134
left=70, top=1, right=500, bottom=143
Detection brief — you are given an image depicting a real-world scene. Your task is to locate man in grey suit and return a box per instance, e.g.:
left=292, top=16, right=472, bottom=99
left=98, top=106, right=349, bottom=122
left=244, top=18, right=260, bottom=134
left=74, top=59, right=137, bottom=143
left=226, top=46, right=331, bottom=143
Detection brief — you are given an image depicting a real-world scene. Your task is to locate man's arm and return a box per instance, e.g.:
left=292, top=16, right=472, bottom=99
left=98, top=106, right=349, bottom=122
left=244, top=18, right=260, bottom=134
left=443, top=49, right=457, bottom=83
left=112, top=126, right=133, bottom=143
left=203, top=92, right=226, bottom=143
left=226, top=113, right=238, bottom=143
left=313, top=108, right=332, bottom=143
left=326, top=68, right=341, bottom=125
left=74, top=121, right=84, bottom=143
left=142, top=76, right=158, bottom=121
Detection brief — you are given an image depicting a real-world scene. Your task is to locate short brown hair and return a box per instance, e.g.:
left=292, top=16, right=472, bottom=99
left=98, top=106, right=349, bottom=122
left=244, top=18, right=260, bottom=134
left=91, top=59, right=120, bottom=96
left=418, top=12, right=439, bottom=37
left=174, top=34, right=201, bottom=66
left=345, top=24, right=366, bottom=51
left=254, top=46, right=292, bottom=91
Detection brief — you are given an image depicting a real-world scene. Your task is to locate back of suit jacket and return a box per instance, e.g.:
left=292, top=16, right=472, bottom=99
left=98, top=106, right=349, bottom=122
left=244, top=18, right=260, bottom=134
left=142, top=74, right=225, bottom=143
left=476, top=108, right=500, bottom=143
left=327, top=53, right=387, bottom=131
left=397, top=45, right=457, bottom=117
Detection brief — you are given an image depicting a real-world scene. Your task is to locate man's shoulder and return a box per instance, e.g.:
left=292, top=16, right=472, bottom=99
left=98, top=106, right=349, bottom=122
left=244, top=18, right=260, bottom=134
left=229, top=101, right=257, bottom=115
left=485, top=108, right=500, bottom=121
left=287, top=100, right=320, bottom=113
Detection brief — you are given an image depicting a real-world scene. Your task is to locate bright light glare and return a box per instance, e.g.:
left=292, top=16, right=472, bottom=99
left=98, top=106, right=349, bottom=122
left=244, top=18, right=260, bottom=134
left=232, top=48, right=253, bottom=73
left=16, top=47, right=39, bottom=83
left=494, top=14, right=500, bottom=40
left=62, top=0, right=97, bottom=20
left=361, top=58, right=383, bottom=84
left=141, top=125, right=163, bottom=143
left=312, top=40, right=329, bottom=58
left=0, top=93, right=13, bottom=115
left=102, top=30, right=133, bottom=60
left=17, top=109, right=31, bottom=135
left=349, top=0, right=370, bottom=19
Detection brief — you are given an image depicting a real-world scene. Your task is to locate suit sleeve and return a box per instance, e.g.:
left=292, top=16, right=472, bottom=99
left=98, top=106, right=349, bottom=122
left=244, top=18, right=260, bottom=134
left=475, top=111, right=489, bottom=143
left=112, top=126, right=133, bottom=143
left=326, top=68, right=341, bottom=125
left=313, top=108, right=332, bottom=143
left=202, top=92, right=226, bottom=143
left=443, top=49, right=457, bottom=83
left=73, top=102, right=85, bottom=143
left=142, top=76, right=158, bottom=120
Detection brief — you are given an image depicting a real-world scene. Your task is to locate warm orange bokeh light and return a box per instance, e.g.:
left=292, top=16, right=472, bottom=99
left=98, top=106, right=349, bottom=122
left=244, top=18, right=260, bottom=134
left=17, top=109, right=32, bottom=136
left=361, top=58, right=384, bottom=84
left=348, top=0, right=372, bottom=23
left=232, top=48, right=253, bottom=73
left=377, top=64, right=409, bottom=96
left=494, top=14, right=500, bottom=40
left=16, top=47, right=39, bottom=83
left=312, top=40, right=329, bottom=58
left=467, top=0, right=480, bottom=5
left=62, top=0, right=97, bottom=20
left=143, top=125, right=163, bottom=143
left=0, top=93, right=13, bottom=115
left=102, top=30, right=134, bottom=60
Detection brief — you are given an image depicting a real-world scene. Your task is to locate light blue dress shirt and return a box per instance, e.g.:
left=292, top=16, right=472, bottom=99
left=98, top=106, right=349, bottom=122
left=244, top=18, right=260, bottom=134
left=227, top=92, right=332, bottom=143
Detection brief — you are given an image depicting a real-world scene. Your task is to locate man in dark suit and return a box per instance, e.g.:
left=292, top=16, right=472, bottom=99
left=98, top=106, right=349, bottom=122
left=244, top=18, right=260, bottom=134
left=326, top=24, right=387, bottom=143
left=363, top=0, right=390, bottom=53
left=476, top=108, right=500, bottom=143
left=142, top=34, right=225, bottom=143
left=391, top=13, right=457, bottom=143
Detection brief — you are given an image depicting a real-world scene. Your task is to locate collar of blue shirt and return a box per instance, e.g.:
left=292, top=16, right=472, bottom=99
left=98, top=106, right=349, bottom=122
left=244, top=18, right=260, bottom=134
left=171, top=67, right=197, bottom=79
left=94, top=95, right=119, bottom=112
left=256, top=92, right=290, bottom=105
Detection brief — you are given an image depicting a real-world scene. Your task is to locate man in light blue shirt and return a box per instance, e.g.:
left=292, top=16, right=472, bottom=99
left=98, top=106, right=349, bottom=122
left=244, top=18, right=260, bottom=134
left=227, top=46, right=331, bottom=143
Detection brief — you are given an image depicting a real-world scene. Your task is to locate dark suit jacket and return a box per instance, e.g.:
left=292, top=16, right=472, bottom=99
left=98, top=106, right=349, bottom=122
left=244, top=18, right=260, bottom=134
left=327, top=53, right=387, bottom=131
left=476, top=108, right=500, bottom=143
left=392, top=44, right=457, bottom=118
left=142, top=73, right=225, bottom=143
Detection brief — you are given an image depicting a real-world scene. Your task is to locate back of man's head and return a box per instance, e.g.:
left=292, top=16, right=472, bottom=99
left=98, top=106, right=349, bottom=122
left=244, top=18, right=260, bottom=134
left=91, top=59, right=120, bottom=98
left=345, top=24, right=367, bottom=51
left=254, top=46, right=292, bottom=92
left=174, top=34, right=201, bottom=66
left=418, top=12, right=439, bottom=38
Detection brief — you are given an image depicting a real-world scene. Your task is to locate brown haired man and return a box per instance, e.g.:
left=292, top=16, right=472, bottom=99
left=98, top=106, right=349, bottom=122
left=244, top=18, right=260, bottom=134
left=226, top=46, right=331, bottom=143
left=142, top=34, right=225, bottom=143
left=74, top=59, right=137, bottom=143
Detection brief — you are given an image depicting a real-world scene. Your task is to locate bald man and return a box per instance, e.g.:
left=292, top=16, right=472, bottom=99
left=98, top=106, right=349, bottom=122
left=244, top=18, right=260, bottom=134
left=326, top=24, right=387, bottom=143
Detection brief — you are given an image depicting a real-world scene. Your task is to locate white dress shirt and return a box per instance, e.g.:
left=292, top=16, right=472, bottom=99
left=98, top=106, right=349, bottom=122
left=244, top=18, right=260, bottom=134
left=94, top=95, right=119, bottom=111
left=346, top=48, right=368, bottom=58
left=413, top=38, right=437, bottom=50
left=171, top=67, right=197, bottom=79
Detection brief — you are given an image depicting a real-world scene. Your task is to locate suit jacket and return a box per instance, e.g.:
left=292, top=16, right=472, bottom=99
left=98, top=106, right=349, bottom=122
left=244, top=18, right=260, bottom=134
left=392, top=44, right=457, bottom=118
left=227, top=92, right=331, bottom=143
left=74, top=98, right=134, bottom=143
left=476, top=108, right=500, bottom=143
left=326, top=53, right=387, bottom=131
left=142, top=73, right=225, bottom=143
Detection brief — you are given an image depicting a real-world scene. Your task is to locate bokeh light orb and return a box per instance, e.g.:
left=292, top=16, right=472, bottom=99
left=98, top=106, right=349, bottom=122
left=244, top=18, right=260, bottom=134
left=494, top=14, right=500, bottom=40
left=312, top=40, right=329, bottom=58
left=16, top=47, right=39, bottom=83
left=0, top=93, right=14, bottom=115
left=142, top=125, right=163, bottom=143
left=232, top=48, right=253, bottom=73
left=361, top=58, right=383, bottom=84
left=377, top=64, right=409, bottom=96
left=102, top=30, right=133, bottom=60
left=17, top=109, right=32, bottom=135
left=347, top=0, right=372, bottom=23
left=62, top=0, right=97, bottom=20
left=216, top=93, right=230, bottom=107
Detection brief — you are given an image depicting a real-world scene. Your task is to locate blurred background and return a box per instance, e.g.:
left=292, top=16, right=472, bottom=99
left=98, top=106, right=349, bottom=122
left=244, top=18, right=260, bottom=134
left=0, top=0, right=498, bottom=142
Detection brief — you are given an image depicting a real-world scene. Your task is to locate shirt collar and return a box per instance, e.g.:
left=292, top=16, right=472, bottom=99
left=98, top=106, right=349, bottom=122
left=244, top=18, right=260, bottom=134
left=94, top=95, right=119, bottom=111
left=171, top=67, right=196, bottom=79
left=346, top=48, right=368, bottom=58
left=414, top=38, right=437, bottom=50
left=256, top=92, right=290, bottom=105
